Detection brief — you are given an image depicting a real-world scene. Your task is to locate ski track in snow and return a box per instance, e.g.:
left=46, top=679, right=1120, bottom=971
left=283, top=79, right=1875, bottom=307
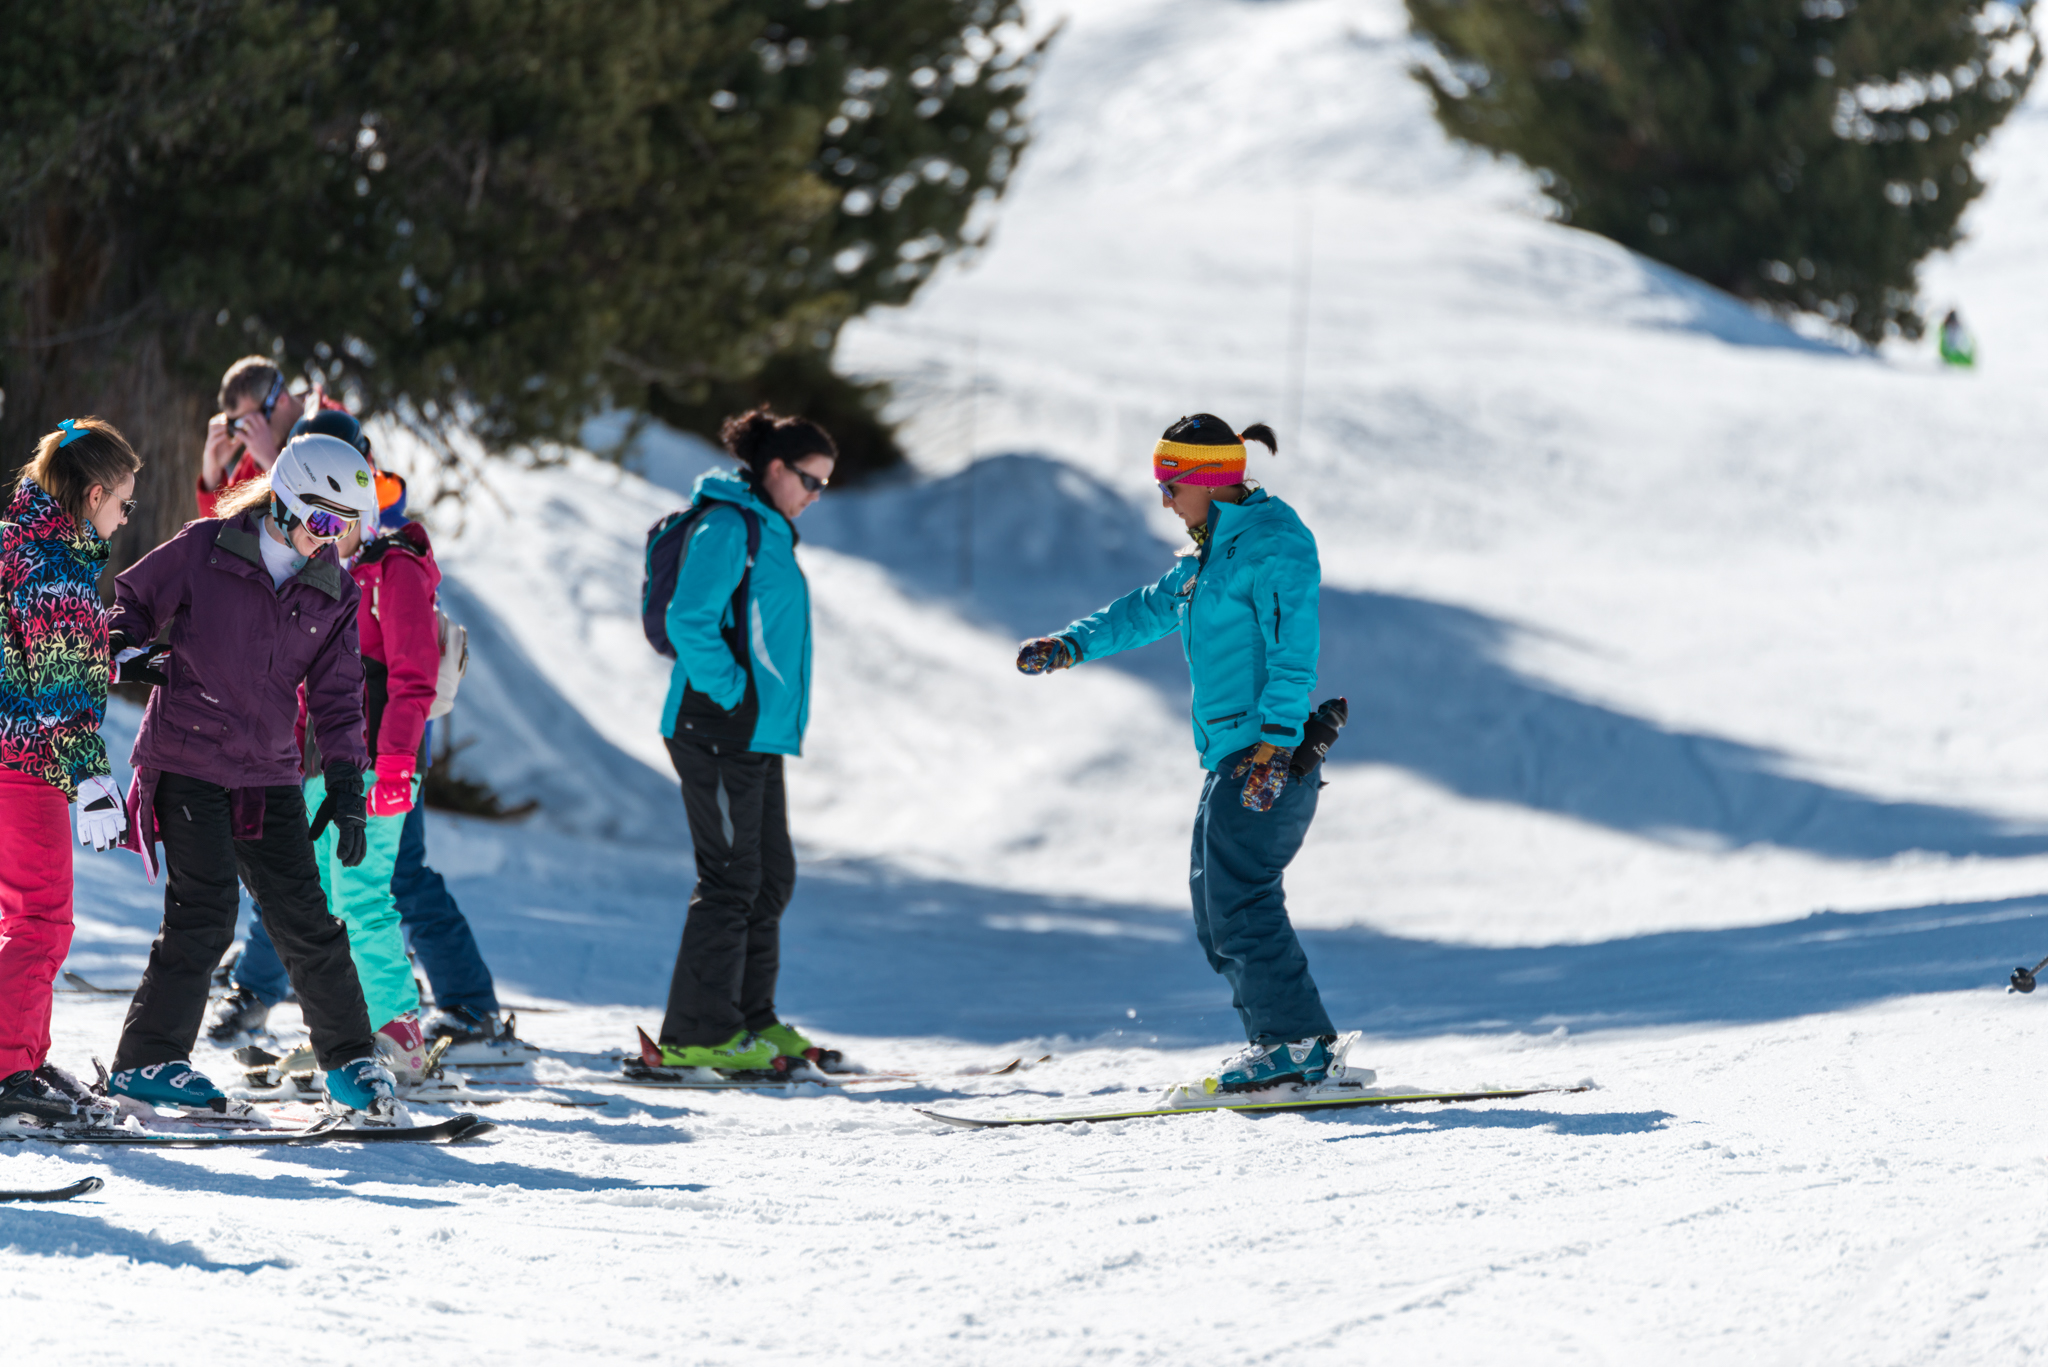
left=20, top=0, right=2048, bottom=1359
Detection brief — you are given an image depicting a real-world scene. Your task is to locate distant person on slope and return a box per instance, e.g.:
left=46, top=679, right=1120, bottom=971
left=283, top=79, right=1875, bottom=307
left=1016, top=414, right=1348, bottom=1094
left=0, top=419, right=139, bottom=1125
left=650, top=408, right=833, bottom=1072
left=107, top=433, right=397, bottom=1117
left=1939, top=309, right=1976, bottom=368
left=196, top=356, right=307, bottom=518
left=211, top=411, right=508, bottom=1059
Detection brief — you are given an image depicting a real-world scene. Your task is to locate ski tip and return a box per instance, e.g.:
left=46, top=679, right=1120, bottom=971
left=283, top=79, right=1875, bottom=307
left=635, top=1027, right=663, bottom=1068
left=77, top=1176, right=105, bottom=1194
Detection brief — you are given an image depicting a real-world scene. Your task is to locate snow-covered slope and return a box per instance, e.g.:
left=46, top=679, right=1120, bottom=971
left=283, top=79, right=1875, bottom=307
left=32, top=2, right=2048, bottom=1361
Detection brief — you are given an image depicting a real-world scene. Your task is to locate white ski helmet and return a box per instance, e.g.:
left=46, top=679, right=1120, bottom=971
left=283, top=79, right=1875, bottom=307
left=271, top=433, right=378, bottom=532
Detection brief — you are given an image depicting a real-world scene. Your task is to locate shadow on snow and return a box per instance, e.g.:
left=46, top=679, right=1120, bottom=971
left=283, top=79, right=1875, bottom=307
left=807, top=453, right=2048, bottom=861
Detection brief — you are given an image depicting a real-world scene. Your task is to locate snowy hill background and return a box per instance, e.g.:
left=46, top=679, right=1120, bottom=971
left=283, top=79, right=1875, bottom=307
left=32, top=1, right=2048, bottom=1361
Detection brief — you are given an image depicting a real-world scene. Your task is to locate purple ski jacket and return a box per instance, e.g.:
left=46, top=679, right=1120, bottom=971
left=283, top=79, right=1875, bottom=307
left=111, top=513, right=368, bottom=855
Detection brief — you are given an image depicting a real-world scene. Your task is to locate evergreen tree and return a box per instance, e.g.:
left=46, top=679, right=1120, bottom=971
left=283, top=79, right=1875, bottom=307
left=0, top=0, right=1045, bottom=570
left=1406, top=0, right=2039, bottom=343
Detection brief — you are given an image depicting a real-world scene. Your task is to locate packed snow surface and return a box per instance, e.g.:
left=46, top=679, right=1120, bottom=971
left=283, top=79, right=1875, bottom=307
left=16, top=0, right=2048, bottom=1360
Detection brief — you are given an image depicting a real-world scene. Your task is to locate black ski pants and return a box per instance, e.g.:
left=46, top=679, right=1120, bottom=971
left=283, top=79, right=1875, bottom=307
left=113, top=773, right=375, bottom=1073
left=659, top=737, right=796, bottom=1047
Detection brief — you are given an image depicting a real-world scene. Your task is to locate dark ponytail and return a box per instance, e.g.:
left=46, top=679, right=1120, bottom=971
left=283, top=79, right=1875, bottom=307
left=1239, top=422, right=1277, bottom=456
left=720, top=406, right=837, bottom=486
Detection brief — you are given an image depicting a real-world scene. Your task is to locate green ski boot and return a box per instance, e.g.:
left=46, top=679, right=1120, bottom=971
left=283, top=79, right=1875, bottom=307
left=659, top=1030, right=777, bottom=1072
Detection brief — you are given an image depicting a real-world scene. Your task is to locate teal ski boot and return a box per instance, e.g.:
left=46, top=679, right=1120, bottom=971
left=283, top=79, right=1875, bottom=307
left=107, top=1060, right=228, bottom=1112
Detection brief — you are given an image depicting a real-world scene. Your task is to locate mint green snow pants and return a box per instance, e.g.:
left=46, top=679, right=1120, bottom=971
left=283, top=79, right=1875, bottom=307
left=305, top=772, right=421, bottom=1031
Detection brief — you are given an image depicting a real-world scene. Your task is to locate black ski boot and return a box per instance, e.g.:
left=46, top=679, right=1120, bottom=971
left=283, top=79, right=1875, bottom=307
left=0, top=1069, right=80, bottom=1123
left=35, top=1063, right=117, bottom=1126
left=426, top=1005, right=502, bottom=1046
left=206, top=986, right=273, bottom=1045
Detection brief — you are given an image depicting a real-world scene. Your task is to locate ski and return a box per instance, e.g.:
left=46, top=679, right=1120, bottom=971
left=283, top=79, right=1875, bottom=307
left=0, top=1176, right=105, bottom=1202
left=1, top=1113, right=495, bottom=1147
left=58, top=972, right=129, bottom=996
left=919, top=1084, right=1593, bottom=1129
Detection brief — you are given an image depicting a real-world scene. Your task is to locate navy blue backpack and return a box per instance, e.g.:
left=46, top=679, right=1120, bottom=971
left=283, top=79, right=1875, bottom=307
left=641, top=503, right=761, bottom=659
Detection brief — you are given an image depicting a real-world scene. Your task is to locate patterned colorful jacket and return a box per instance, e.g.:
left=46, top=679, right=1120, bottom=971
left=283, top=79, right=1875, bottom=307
left=0, top=477, right=112, bottom=797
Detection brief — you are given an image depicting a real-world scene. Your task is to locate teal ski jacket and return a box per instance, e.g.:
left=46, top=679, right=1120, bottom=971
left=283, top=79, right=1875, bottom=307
left=659, top=470, right=812, bottom=756
left=1057, top=487, right=1320, bottom=771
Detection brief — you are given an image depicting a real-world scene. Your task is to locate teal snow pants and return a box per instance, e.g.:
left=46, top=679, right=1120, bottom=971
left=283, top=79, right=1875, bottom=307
left=305, top=772, right=421, bottom=1031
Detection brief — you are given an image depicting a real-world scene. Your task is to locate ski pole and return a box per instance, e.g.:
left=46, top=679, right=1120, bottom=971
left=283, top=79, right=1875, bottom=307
left=2009, top=954, right=2048, bottom=994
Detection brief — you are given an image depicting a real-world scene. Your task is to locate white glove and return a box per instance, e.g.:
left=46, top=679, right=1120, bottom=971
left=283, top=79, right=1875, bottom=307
left=76, top=774, right=127, bottom=852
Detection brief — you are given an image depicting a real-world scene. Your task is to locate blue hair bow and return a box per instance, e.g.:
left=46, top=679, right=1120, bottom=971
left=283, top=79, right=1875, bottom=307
left=56, top=418, right=88, bottom=448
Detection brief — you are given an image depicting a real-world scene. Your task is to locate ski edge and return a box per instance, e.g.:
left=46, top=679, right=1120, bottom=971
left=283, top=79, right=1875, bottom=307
left=919, top=1085, right=1594, bottom=1129
left=2, top=1113, right=495, bottom=1148
left=0, top=1176, right=105, bottom=1202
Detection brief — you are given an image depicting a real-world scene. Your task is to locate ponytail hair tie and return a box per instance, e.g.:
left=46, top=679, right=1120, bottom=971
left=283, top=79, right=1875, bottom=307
left=56, top=419, right=88, bottom=448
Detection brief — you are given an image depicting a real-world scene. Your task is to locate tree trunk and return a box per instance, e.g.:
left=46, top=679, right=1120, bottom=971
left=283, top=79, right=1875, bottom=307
left=3, top=199, right=208, bottom=593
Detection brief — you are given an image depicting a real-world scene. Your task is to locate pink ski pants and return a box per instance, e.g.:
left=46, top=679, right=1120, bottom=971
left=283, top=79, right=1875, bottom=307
left=0, top=768, right=73, bottom=1076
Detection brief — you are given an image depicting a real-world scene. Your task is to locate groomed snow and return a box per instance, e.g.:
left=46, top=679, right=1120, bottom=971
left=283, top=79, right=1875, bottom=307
left=15, top=0, right=2048, bottom=1360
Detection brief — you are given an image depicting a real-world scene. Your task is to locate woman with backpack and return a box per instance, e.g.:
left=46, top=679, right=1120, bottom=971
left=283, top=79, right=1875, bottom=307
left=1015, top=414, right=1349, bottom=1095
left=647, top=408, right=833, bottom=1071
left=0, top=418, right=139, bottom=1124
left=106, top=432, right=397, bottom=1116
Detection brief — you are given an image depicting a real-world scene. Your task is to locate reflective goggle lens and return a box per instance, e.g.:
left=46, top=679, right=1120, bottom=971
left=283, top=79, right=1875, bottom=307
left=303, top=507, right=358, bottom=540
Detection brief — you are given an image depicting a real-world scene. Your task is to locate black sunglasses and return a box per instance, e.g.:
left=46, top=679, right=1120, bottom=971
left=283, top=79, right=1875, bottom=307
left=789, top=465, right=829, bottom=495
left=120, top=498, right=139, bottom=516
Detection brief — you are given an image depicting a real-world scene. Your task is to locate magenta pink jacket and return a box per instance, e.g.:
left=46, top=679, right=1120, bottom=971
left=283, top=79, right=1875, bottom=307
left=349, top=522, right=441, bottom=769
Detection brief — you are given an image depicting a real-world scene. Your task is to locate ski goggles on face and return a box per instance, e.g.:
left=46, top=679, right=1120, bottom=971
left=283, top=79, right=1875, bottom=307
left=299, top=501, right=360, bottom=541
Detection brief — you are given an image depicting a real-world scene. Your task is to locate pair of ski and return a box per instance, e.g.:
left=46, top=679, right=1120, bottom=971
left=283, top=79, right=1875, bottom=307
left=1, top=1104, right=495, bottom=1149
left=618, top=1027, right=904, bottom=1089
left=920, top=1034, right=1591, bottom=1128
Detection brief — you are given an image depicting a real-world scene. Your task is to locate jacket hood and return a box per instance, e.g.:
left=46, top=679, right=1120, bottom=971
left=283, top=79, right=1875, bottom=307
left=3, top=477, right=108, bottom=566
left=692, top=468, right=785, bottom=528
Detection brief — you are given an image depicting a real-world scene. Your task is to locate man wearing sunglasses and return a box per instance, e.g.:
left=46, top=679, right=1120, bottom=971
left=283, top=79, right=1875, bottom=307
left=197, top=356, right=306, bottom=519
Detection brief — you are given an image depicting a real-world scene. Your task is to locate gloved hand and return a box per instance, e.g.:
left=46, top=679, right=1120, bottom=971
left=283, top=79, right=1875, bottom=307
left=1288, top=697, right=1348, bottom=777
left=109, top=635, right=171, bottom=687
left=368, top=759, right=415, bottom=817
left=1233, top=743, right=1295, bottom=813
left=308, top=763, right=369, bottom=867
left=75, top=773, right=127, bottom=852
left=1015, top=636, right=1076, bottom=675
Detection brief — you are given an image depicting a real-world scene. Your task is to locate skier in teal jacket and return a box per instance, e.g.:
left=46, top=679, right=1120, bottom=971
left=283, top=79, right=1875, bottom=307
left=653, top=409, right=831, bottom=1074
left=1018, top=414, right=1342, bottom=1094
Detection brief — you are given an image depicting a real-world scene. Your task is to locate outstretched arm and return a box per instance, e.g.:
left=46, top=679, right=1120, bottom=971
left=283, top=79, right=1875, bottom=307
left=1036, top=559, right=1194, bottom=669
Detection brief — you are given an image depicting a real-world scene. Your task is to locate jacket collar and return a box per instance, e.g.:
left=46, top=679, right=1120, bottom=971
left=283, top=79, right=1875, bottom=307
left=1199, top=487, right=1271, bottom=563
left=693, top=467, right=796, bottom=543
left=5, top=477, right=109, bottom=565
left=217, top=512, right=348, bottom=600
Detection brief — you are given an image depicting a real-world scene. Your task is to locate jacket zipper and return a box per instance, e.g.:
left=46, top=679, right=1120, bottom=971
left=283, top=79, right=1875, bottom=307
left=1272, top=591, right=1281, bottom=643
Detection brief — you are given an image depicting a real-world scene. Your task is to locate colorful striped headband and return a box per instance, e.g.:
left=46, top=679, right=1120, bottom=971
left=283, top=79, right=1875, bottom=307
left=1153, top=434, right=1247, bottom=488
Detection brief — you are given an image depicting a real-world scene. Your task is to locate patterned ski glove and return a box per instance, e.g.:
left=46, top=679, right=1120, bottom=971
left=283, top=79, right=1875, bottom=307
left=1234, top=743, right=1295, bottom=813
left=368, top=759, right=416, bottom=817
left=75, top=774, right=127, bottom=852
left=308, top=763, right=369, bottom=867
left=1016, top=636, right=1077, bottom=675
left=110, top=639, right=171, bottom=688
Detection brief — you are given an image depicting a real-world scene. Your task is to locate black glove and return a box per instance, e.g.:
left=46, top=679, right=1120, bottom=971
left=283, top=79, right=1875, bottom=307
left=108, top=632, right=172, bottom=688
left=1288, top=697, right=1348, bottom=777
left=308, top=762, right=369, bottom=868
